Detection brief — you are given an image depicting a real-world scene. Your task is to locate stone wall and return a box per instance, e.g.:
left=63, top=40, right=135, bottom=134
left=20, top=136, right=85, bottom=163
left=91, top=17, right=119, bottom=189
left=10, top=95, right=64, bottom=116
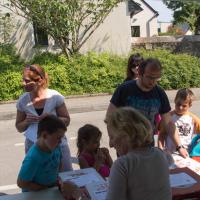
left=132, top=35, right=200, bottom=57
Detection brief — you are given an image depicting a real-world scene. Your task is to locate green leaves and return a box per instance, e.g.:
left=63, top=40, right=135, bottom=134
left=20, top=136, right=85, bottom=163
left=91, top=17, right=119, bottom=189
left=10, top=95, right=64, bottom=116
left=1, top=45, right=200, bottom=101
left=0, top=12, right=15, bottom=43
left=132, top=48, right=200, bottom=89
left=7, top=0, right=123, bottom=57
left=163, top=0, right=200, bottom=34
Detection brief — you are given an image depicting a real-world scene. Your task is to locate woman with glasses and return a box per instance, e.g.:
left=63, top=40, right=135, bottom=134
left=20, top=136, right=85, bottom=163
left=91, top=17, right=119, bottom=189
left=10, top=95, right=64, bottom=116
left=124, top=53, right=144, bottom=82
left=15, top=64, right=72, bottom=171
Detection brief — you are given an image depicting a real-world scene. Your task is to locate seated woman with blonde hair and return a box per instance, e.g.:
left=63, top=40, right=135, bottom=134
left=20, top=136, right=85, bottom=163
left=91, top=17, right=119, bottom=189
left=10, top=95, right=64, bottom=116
left=106, top=107, right=171, bottom=200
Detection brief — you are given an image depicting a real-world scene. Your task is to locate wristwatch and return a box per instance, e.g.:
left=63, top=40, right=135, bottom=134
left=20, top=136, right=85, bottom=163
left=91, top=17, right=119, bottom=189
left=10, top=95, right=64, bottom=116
left=176, top=145, right=184, bottom=151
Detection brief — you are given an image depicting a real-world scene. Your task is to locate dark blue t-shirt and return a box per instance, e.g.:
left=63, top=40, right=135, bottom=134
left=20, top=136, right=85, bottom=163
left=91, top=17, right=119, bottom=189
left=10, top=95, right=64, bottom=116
left=111, top=80, right=171, bottom=132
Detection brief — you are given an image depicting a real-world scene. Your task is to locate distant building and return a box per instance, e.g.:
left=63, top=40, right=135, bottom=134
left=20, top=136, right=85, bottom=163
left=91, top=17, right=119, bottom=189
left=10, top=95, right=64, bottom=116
left=130, top=0, right=158, bottom=40
left=158, top=21, right=193, bottom=35
left=0, top=0, right=159, bottom=59
left=158, top=21, right=172, bottom=33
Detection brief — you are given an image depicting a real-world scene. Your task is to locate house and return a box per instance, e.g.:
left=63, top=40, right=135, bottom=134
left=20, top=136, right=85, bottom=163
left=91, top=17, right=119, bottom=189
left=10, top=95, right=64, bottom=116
left=158, top=21, right=172, bottom=33
left=0, top=0, right=158, bottom=60
left=82, top=0, right=159, bottom=54
left=158, top=21, right=193, bottom=36
left=129, top=0, right=158, bottom=41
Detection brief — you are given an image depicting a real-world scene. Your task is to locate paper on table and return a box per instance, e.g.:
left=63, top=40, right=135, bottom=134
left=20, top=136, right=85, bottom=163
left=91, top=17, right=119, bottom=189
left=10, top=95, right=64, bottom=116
left=59, top=168, right=105, bottom=187
left=86, top=182, right=108, bottom=200
left=172, top=154, right=200, bottom=175
left=170, top=172, right=197, bottom=188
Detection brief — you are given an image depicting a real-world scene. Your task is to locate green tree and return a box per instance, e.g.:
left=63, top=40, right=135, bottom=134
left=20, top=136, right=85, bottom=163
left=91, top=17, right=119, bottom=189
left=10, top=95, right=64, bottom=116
left=0, top=12, right=14, bottom=43
left=3, top=0, right=123, bottom=57
left=163, top=0, right=200, bottom=35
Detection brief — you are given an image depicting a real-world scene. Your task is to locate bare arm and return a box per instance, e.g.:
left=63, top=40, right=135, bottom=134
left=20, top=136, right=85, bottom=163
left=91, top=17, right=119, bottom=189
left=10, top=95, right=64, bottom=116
left=17, top=178, right=50, bottom=191
left=106, top=155, right=113, bottom=168
left=15, top=110, right=28, bottom=133
left=101, top=148, right=113, bottom=168
left=157, top=113, right=169, bottom=150
left=78, top=157, right=90, bottom=169
left=158, top=112, right=174, bottom=149
left=78, top=154, right=104, bottom=172
left=105, top=103, right=117, bottom=123
left=158, top=112, right=188, bottom=158
left=15, top=111, right=40, bottom=133
left=56, top=103, right=70, bottom=127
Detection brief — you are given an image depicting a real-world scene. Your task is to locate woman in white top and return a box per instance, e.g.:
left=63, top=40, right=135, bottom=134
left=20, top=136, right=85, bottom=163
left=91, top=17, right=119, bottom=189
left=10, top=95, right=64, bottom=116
left=16, top=64, right=72, bottom=171
left=106, top=107, right=171, bottom=200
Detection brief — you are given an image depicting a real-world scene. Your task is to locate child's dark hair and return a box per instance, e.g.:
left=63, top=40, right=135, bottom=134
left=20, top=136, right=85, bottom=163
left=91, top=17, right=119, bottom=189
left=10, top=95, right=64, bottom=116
left=139, top=58, right=162, bottom=75
left=37, top=115, right=66, bottom=138
left=77, top=124, right=102, bottom=155
left=126, top=53, right=143, bottom=81
left=175, top=88, right=194, bottom=106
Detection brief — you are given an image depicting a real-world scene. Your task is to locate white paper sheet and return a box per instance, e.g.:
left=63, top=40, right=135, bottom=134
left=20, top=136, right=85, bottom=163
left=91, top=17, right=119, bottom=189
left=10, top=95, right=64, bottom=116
left=86, top=182, right=108, bottom=200
left=59, top=168, right=105, bottom=187
left=172, top=153, right=200, bottom=175
left=170, top=172, right=197, bottom=188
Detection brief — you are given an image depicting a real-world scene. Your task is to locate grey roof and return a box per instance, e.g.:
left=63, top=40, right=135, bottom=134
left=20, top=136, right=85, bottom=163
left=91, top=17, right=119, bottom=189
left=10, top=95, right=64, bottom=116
left=129, top=0, right=159, bottom=17
left=128, top=0, right=143, bottom=17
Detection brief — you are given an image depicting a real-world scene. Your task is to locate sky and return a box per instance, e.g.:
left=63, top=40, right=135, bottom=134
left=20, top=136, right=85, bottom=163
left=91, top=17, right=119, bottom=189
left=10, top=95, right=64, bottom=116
left=145, top=0, right=174, bottom=22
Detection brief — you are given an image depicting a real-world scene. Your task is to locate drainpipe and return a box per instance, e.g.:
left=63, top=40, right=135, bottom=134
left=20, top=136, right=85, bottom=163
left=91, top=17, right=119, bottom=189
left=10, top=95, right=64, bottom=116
left=146, top=13, right=158, bottom=38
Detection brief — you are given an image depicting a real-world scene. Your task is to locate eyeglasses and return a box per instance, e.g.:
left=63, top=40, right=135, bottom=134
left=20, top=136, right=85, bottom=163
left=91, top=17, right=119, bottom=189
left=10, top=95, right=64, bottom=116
left=25, top=64, right=44, bottom=79
left=22, top=78, right=33, bottom=84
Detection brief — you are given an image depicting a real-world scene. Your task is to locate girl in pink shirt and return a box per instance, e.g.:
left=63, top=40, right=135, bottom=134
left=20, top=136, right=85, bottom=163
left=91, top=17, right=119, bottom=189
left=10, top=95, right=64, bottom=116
left=77, top=124, right=113, bottom=178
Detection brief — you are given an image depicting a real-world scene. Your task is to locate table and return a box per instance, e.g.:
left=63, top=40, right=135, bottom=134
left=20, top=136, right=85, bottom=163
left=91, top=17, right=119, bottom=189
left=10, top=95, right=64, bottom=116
left=171, top=153, right=200, bottom=175
left=170, top=167, right=200, bottom=200
left=171, top=154, right=200, bottom=200
left=0, top=187, right=64, bottom=200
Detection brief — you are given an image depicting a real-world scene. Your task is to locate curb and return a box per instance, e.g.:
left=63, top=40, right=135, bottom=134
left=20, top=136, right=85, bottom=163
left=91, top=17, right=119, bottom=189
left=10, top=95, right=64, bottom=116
left=0, top=105, right=109, bottom=121
left=0, top=94, right=111, bottom=121
left=0, top=93, right=111, bottom=105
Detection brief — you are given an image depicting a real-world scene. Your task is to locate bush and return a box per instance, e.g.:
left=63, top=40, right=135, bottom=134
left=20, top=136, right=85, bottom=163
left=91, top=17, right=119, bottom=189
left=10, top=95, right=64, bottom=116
left=0, top=44, right=24, bottom=101
left=131, top=48, right=200, bottom=89
left=0, top=46, right=200, bottom=101
left=0, top=70, right=22, bottom=100
left=0, top=43, right=23, bottom=72
left=31, top=51, right=126, bottom=96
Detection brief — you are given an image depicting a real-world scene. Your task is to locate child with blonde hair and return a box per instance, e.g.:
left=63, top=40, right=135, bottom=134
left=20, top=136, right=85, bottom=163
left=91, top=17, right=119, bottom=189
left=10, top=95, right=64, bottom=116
left=163, top=88, right=200, bottom=155
left=77, top=124, right=113, bottom=178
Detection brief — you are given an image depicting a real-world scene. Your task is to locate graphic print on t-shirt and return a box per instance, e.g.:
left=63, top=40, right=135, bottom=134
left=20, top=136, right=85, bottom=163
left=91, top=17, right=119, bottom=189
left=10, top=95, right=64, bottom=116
left=173, top=114, right=194, bottom=149
left=177, top=122, right=191, bottom=136
left=126, top=96, right=161, bottom=130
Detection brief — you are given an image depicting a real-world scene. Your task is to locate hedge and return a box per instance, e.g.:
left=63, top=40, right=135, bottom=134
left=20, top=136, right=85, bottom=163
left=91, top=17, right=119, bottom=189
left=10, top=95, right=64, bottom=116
left=131, top=48, right=200, bottom=89
left=0, top=44, right=200, bottom=101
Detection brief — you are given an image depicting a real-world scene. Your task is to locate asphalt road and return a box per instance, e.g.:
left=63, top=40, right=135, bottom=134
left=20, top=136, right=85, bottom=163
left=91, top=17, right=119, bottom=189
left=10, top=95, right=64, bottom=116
left=1, top=100, right=200, bottom=194
left=0, top=110, right=116, bottom=195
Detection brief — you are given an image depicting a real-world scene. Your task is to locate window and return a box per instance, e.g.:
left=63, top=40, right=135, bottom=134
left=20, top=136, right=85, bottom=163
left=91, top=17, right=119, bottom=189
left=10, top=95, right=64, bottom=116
left=33, top=22, right=48, bottom=46
left=131, top=26, right=140, bottom=37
